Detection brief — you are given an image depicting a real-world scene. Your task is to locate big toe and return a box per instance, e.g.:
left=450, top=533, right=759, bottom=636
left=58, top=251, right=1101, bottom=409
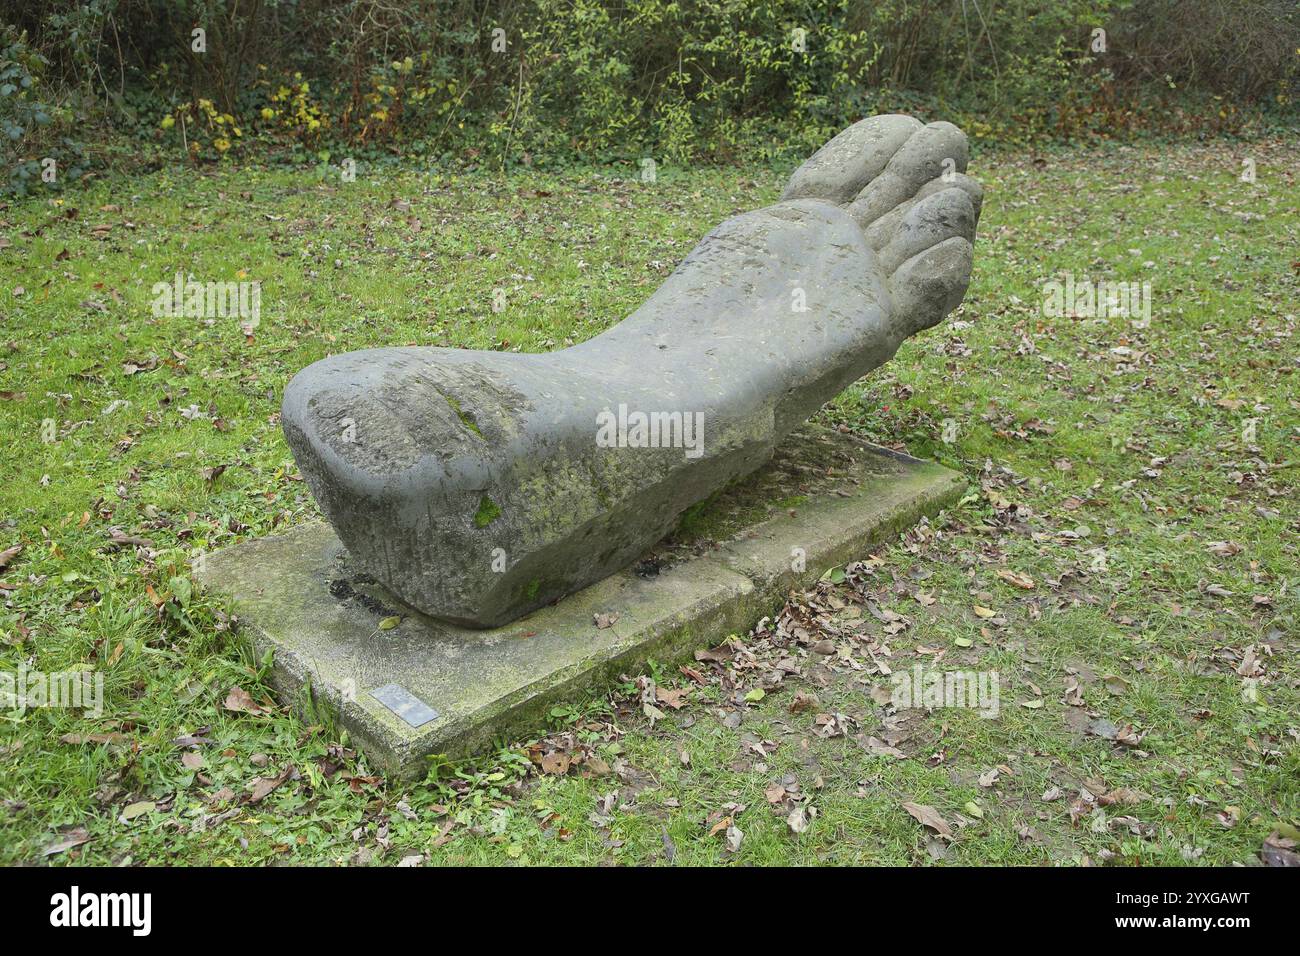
left=781, top=114, right=923, bottom=205
left=847, top=121, right=970, bottom=228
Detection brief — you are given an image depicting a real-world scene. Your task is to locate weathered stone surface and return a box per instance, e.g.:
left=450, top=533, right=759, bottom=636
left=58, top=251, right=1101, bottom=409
left=198, top=430, right=964, bottom=777
left=281, top=114, right=981, bottom=626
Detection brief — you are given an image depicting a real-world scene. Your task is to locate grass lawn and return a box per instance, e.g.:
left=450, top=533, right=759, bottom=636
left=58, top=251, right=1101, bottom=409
left=1, top=136, right=1297, bottom=866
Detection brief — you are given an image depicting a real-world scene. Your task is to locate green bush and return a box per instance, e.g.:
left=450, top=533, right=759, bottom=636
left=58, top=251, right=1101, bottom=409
left=2, top=0, right=1296, bottom=188
left=2, top=26, right=58, bottom=193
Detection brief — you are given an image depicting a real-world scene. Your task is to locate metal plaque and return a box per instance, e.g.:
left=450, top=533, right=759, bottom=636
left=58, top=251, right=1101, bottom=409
left=370, top=683, right=439, bottom=728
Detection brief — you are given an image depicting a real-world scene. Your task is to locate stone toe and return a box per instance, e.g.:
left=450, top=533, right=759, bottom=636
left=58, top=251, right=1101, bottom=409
left=876, top=187, right=978, bottom=274
left=781, top=114, right=922, bottom=205
left=888, top=236, right=975, bottom=338
left=847, top=121, right=970, bottom=227
left=864, top=172, right=983, bottom=250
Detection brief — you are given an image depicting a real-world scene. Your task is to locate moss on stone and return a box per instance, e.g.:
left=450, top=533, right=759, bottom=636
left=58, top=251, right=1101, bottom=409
left=674, top=497, right=717, bottom=539
left=473, top=496, right=501, bottom=528
left=443, top=393, right=483, bottom=436
left=664, top=423, right=914, bottom=553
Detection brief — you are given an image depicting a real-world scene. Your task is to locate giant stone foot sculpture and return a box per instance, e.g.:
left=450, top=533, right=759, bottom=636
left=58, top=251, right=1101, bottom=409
left=282, top=114, right=982, bottom=627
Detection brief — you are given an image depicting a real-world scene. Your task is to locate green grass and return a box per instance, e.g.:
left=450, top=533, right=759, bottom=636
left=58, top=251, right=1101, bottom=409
left=0, top=139, right=1296, bottom=866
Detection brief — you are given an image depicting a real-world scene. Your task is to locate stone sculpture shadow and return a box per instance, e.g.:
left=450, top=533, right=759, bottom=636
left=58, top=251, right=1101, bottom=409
left=282, top=113, right=982, bottom=627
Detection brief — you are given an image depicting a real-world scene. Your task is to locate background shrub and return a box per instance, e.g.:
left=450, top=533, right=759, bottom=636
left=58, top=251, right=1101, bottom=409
left=1, top=0, right=1296, bottom=188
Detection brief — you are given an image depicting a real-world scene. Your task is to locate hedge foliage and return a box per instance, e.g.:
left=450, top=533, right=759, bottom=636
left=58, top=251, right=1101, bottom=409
left=2, top=0, right=1296, bottom=190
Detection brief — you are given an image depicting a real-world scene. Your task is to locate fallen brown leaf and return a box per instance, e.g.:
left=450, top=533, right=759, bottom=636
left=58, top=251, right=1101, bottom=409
left=655, top=686, right=689, bottom=709
left=247, top=766, right=297, bottom=804
left=996, top=569, right=1035, bottom=590
left=223, top=686, right=269, bottom=715
left=902, top=801, right=953, bottom=838
left=43, top=827, right=91, bottom=857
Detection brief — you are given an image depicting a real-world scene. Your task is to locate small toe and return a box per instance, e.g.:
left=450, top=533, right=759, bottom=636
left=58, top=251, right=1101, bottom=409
left=888, top=236, right=974, bottom=338
left=781, top=114, right=922, bottom=205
